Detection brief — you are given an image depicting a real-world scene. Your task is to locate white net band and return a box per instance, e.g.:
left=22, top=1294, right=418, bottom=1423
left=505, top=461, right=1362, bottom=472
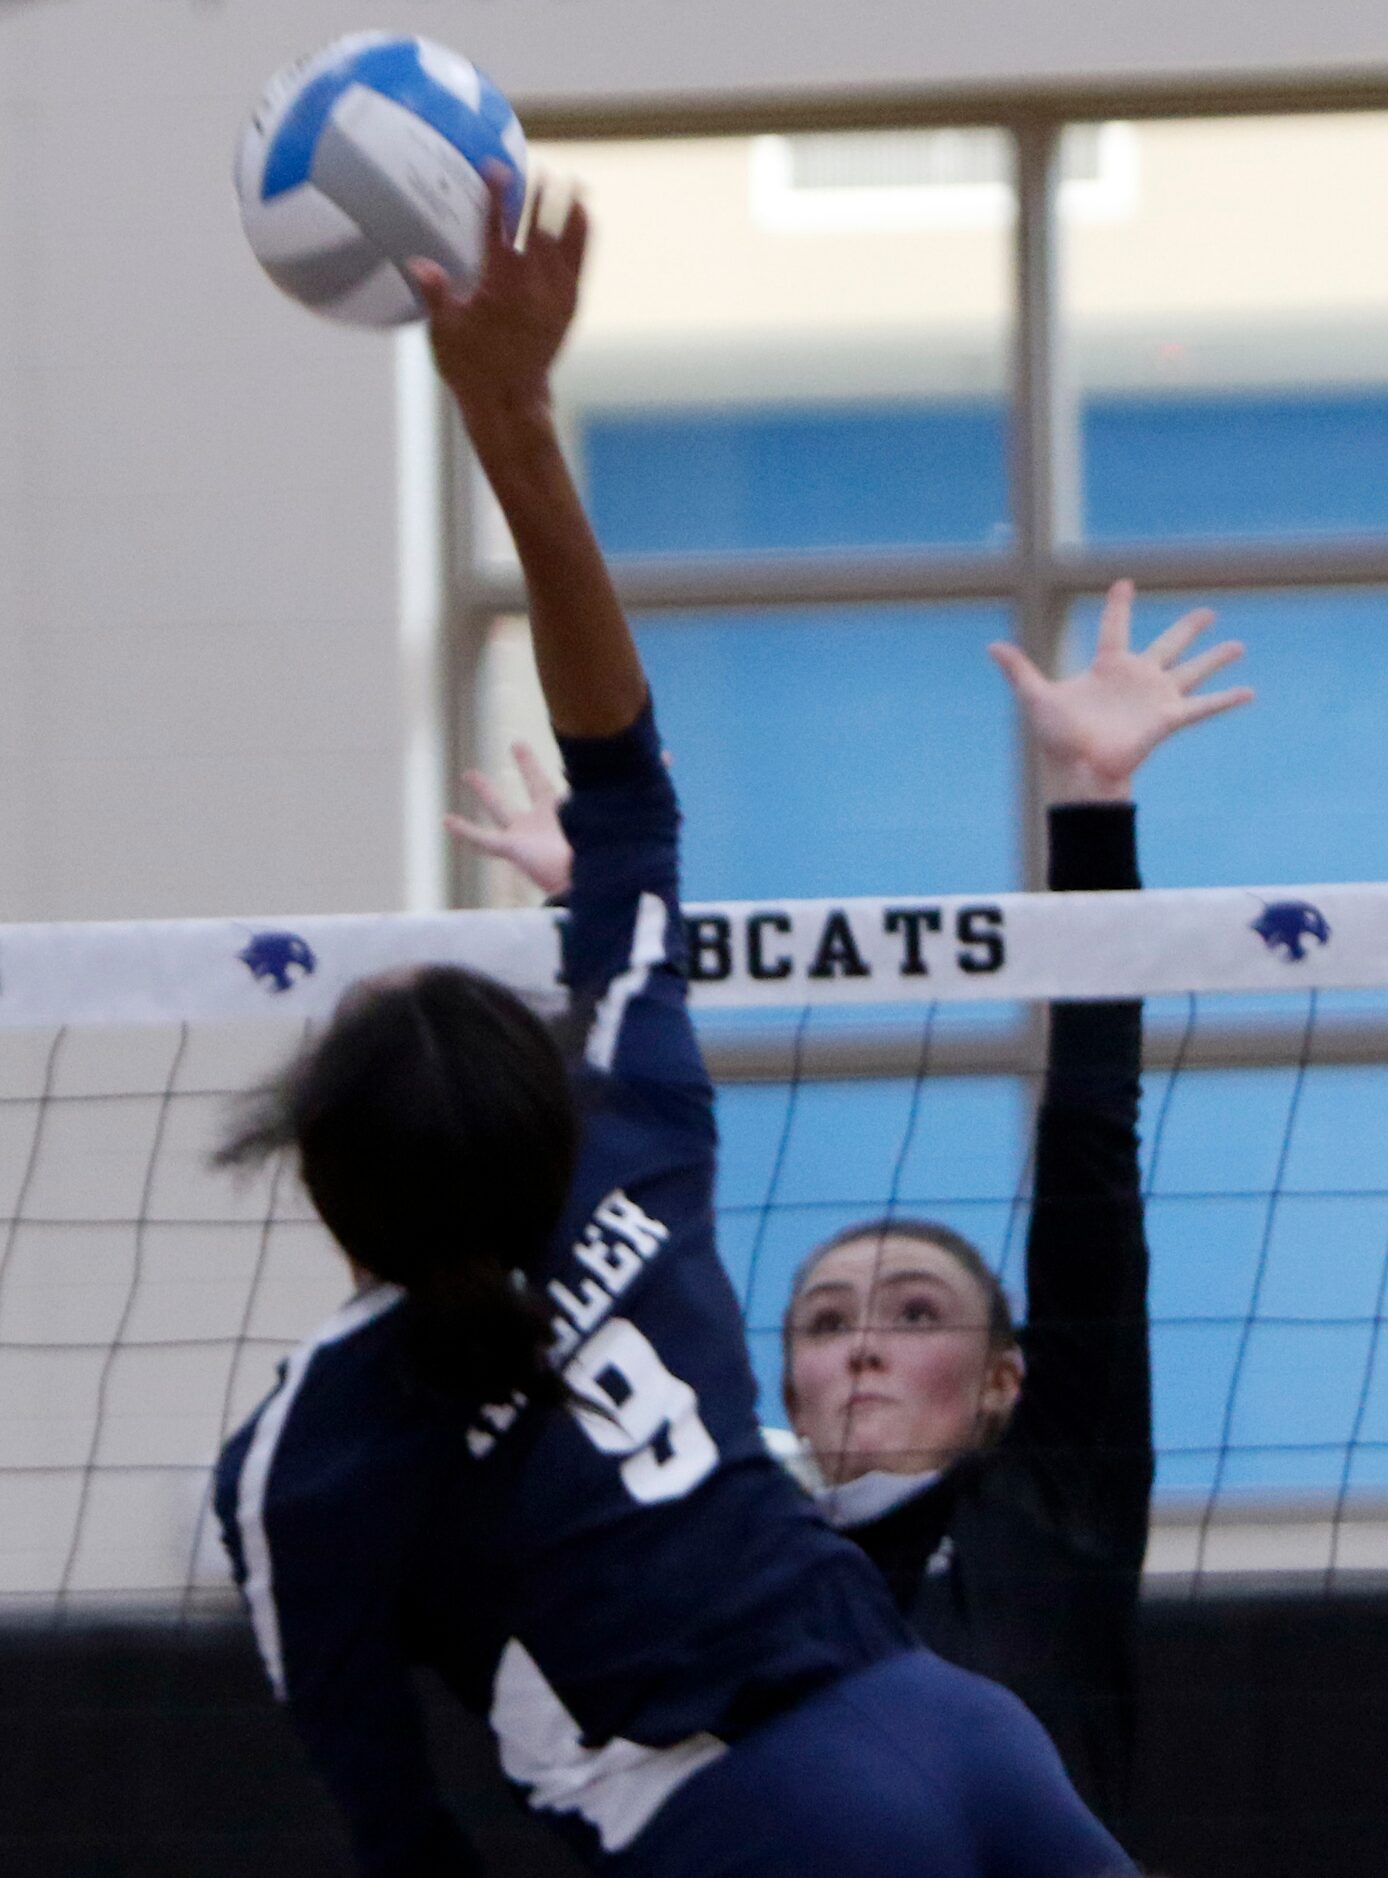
left=0, top=881, right=1371, bottom=1026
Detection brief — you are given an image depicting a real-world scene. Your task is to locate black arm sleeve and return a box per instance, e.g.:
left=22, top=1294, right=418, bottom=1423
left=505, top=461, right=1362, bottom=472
left=1005, top=803, right=1155, bottom=1570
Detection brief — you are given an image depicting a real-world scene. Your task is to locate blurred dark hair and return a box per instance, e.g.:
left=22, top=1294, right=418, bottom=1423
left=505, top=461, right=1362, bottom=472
left=219, top=965, right=577, bottom=1410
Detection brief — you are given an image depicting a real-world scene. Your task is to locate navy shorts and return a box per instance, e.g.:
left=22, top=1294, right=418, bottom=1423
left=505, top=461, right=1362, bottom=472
left=610, top=1650, right=1135, bottom=1878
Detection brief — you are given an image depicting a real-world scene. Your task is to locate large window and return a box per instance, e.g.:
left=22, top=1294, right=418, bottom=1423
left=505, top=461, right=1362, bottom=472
left=455, top=112, right=1388, bottom=906
left=448, top=112, right=1388, bottom=1530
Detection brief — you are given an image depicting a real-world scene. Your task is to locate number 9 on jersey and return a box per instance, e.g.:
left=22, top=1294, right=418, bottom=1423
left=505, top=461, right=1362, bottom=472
left=566, top=1319, right=720, bottom=1505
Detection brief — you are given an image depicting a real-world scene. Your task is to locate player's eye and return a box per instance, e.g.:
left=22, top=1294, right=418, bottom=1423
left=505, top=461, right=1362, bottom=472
left=894, top=1294, right=941, bottom=1329
left=800, top=1306, right=852, bottom=1338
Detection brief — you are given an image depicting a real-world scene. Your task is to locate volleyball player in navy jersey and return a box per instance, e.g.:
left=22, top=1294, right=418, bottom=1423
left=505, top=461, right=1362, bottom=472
left=214, top=176, right=1135, bottom=1877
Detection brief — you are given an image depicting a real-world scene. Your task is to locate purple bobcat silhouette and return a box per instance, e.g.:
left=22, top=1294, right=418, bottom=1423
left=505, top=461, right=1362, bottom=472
left=1250, top=900, right=1331, bottom=963
left=238, top=931, right=317, bottom=993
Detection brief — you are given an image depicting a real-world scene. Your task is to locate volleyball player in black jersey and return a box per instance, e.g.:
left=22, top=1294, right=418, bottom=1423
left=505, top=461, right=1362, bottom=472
left=215, top=177, right=1136, bottom=1877
left=784, top=585, right=1253, bottom=1833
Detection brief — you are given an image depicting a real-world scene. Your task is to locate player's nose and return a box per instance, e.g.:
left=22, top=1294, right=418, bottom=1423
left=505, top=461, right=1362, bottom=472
left=847, top=1328, right=889, bottom=1374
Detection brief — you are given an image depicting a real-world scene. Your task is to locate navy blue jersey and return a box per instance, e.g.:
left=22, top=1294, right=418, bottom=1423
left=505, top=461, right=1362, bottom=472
left=215, top=703, right=911, bottom=1874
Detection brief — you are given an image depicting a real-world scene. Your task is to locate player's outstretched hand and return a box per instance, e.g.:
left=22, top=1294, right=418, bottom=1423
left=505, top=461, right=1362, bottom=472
left=410, top=170, right=588, bottom=423
left=445, top=741, right=573, bottom=898
left=988, top=579, right=1254, bottom=802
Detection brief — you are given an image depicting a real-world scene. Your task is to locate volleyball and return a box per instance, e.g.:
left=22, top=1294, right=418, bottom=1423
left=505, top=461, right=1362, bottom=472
left=234, top=33, right=527, bottom=328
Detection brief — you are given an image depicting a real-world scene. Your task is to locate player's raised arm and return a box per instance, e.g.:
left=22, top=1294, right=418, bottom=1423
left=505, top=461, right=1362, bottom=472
left=412, top=177, right=646, bottom=741
left=420, top=183, right=694, bottom=1091
left=992, top=583, right=1251, bottom=1816
left=991, top=578, right=1253, bottom=1476
left=782, top=583, right=1251, bottom=1835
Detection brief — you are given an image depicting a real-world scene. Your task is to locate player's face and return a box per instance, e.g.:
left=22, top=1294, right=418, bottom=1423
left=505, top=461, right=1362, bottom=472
left=785, top=1234, right=1022, bottom=1486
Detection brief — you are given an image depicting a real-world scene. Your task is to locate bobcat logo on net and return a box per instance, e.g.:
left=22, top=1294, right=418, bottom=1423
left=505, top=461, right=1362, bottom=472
left=1250, top=900, right=1331, bottom=964
left=237, top=930, right=317, bottom=994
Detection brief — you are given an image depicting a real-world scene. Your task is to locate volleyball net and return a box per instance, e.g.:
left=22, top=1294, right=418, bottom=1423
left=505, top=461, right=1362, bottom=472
left=4, top=879, right=1388, bottom=1612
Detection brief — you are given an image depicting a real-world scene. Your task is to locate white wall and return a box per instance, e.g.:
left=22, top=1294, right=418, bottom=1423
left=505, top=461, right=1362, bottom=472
left=0, top=3, right=446, bottom=920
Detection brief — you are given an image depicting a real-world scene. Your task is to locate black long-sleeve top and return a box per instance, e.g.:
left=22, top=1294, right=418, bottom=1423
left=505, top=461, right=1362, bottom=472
left=842, top=802, right=1154, bottom=1832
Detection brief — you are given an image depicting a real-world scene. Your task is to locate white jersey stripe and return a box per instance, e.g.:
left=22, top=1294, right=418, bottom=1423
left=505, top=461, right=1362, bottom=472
left=236, top=1284, right=404, bottom=1699
left=490, top=1638, right=726, bottom=1851
left=585, top=891, right=671, bottom=1073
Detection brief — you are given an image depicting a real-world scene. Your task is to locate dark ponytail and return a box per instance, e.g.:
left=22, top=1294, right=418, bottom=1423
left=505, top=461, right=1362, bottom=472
left=219, top=965, right=577, bottom=1410
left=403, top=1251, right=562, bottom=1413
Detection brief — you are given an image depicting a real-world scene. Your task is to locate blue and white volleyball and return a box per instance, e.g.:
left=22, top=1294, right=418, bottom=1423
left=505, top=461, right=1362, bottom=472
left=235, top=34, right=527, bottom=328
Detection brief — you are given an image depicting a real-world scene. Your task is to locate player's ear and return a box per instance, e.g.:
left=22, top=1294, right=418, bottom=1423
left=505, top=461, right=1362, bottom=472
left=981, top=1345, right=1025, bottom=1425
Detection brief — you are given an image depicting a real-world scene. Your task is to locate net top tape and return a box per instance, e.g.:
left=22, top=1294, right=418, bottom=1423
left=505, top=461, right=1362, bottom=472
left=0, top=884, right=1378, bottom=1028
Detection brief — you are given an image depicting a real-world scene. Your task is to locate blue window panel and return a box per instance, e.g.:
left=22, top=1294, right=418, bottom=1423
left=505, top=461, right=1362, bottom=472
left=713, top=1206, right=762, bottom=1316
left=892, top=1075, right=1028, bottom=1206
left=745, top=1323, right=794, bottom=1429
left=1352, top=1329, right=1388, bottom=1487
left=586, top=394, right=1388, bottom=559
left=1084, top=394, right=1388, bottom=542
left=774, top=1080, right=924, bottom=1210
left=1151, top=1321, right=1244, bottom=1492
left=1146, top=1196, right=1271, bottom=1325
left=1256, top=1196, right=1388, bottom=1321
left=713, top=1082, right=798, bottom=1213
left=1139, top=1066, right=1302, bottom=1196
left=1157, top=1451, right=1224, bottom=1496
left=751, top=1075, right=1023, bottom=1214
left=1155, top=1326, right=1375, bottom=1496
left=1229, top=1322, right=1375, bottom=1461
left=635, top=606, right=1016, bottom=901
left=1066, top=589, right=1388, bottom=889
left=913, top=999, right=1024, bottom=1042
left=931, top=1200, right=1028, bottom=1291
left=584, top=404, right=1009, bottom=556
left=1138, top=995, right=1200, bottom=1034
left=1218, top=1444, right=1354, bottom=1496
left=1340, top=1320, right=1388, bottom=1480
left=1282, top=1065, right=1388, bottom=1197
left=1357, top=1333, right=1388, bottom=1428
left=696, top=1007, right=1024, bottom=1100
left=1346, top=1436, right=1388, bottom=1493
